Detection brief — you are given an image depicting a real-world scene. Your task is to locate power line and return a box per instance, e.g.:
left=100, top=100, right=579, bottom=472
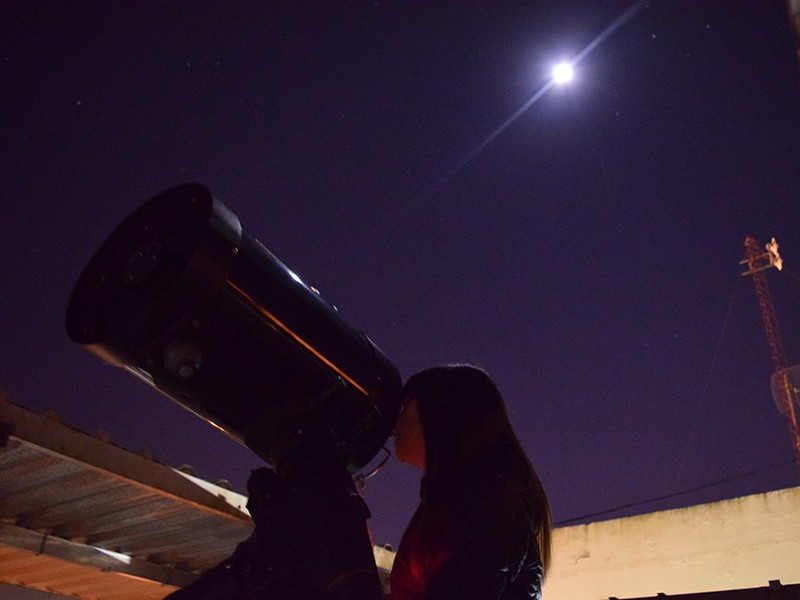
left=555, top=459, right=795, bottom=526
left=670, top=274, right=741, bottom=493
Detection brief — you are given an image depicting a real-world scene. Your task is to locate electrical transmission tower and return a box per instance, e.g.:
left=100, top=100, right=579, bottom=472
left=740, top=236, right=800, bottom=477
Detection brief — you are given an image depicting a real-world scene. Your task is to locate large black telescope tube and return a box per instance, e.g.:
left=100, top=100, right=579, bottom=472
left=66, top=183, right=402, bottom=473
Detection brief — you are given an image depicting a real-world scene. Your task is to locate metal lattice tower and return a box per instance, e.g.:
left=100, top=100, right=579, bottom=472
left=740, top=236, right=800, bottom=476
left=741, top=237, right=789, bottom=370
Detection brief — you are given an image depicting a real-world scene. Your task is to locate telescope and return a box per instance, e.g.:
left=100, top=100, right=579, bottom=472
left=65, top=183, right=402, bottom=473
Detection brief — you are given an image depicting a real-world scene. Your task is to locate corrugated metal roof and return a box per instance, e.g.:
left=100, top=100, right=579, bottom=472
left=0, top=393, right=254, bottom=599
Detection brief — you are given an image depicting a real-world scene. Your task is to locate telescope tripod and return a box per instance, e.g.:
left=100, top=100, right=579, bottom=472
left=167, top=420, right=384, bottom=600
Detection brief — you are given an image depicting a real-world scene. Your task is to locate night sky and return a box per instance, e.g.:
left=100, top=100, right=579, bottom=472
left=2, top=1, right=800, bottom=549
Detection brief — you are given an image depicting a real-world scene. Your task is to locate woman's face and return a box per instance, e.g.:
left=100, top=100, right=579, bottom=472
left=394, top=396, right=426, bottom=468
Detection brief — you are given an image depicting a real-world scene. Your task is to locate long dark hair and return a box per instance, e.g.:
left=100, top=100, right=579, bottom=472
left=402, top=364, right=552, bottom=572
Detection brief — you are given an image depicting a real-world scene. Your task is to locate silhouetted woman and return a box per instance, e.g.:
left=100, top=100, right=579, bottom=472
left=391, top=364, right=552, bottom=600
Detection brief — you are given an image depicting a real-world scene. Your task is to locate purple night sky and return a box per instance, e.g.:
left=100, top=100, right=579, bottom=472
left=2, top=1, right=799, bottom=548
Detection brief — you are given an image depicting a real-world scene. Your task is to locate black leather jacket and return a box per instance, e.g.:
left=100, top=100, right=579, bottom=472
left=390, top=449, right=544, bottom=600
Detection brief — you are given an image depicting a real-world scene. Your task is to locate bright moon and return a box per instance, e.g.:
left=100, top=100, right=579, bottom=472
left=552, top=62, right=573, bottom=83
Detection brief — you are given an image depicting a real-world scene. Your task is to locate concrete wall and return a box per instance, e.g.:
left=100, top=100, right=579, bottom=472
left=543, top=486, right=800, bottom=600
